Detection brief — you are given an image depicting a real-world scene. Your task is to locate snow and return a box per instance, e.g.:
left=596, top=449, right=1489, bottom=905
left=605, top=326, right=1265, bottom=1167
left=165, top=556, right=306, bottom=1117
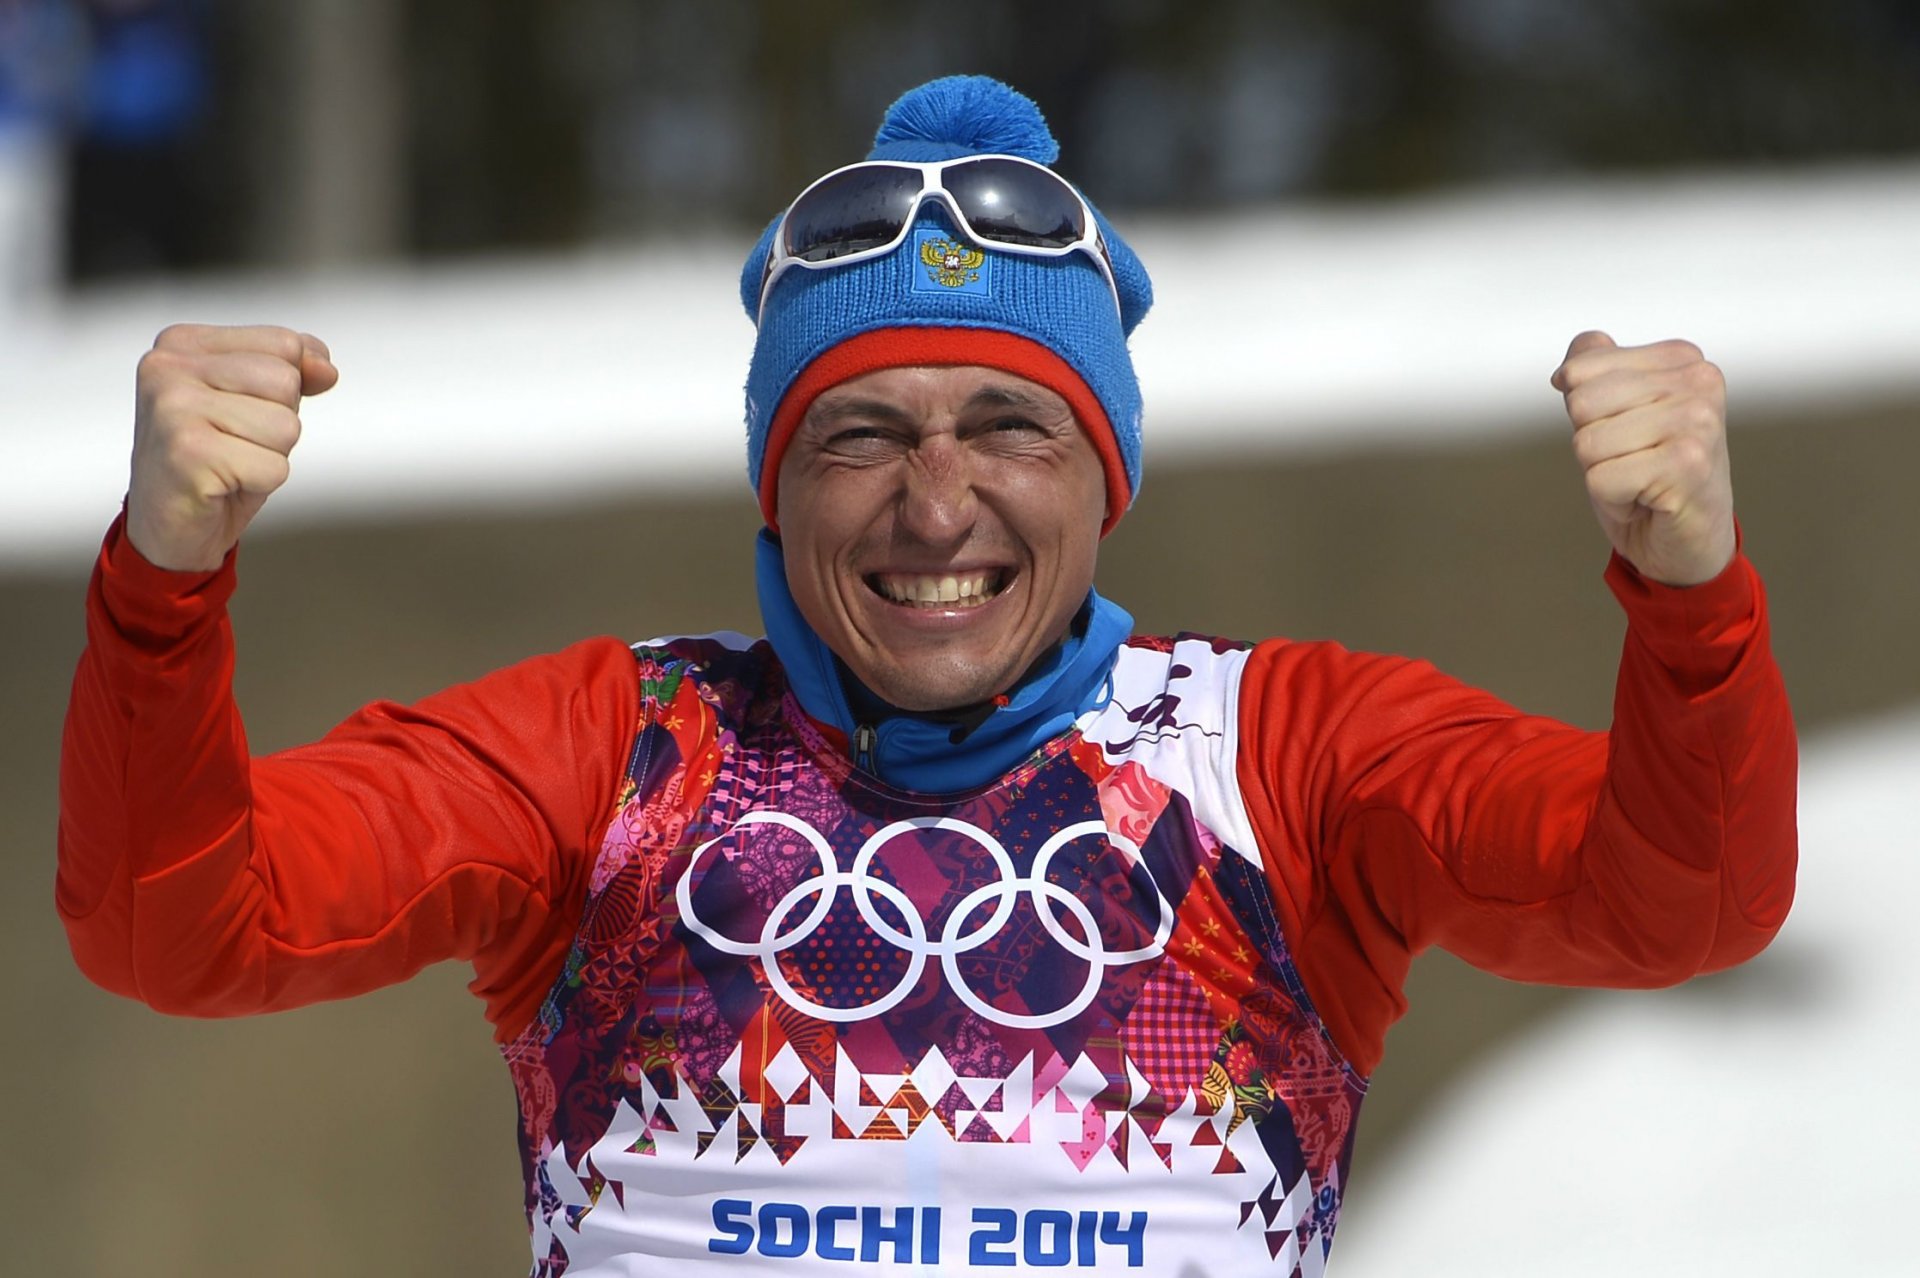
left=1335, top=707, right=1920, bottom=1275
left=3, top=162, right=1918, bottom=569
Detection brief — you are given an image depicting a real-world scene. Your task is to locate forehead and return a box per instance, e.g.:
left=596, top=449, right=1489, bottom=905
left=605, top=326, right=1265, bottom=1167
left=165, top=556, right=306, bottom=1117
left=804, top=365, right=1076, bottom=428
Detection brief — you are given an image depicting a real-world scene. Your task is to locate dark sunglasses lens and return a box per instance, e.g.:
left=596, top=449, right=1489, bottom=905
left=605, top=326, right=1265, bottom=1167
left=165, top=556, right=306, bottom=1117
left=944, top=159, right=1087, bottom=248
left=782, top=166, right=922, bottom=262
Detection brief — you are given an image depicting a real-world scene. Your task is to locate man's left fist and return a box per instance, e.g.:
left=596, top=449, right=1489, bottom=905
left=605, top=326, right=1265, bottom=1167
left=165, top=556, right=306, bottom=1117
left=1551, top=331, right=1737, bottom=587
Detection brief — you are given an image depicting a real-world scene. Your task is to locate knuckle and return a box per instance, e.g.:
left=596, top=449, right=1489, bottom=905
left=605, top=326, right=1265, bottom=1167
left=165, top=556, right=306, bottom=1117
left=1570, top=426, right=1605, bottom=467
left=1681, top=433, right=1718, bottom=469
left=145, top=381, right=200, bottom=426
left=1564, top=385, right=1597, bottom=424
left=1666, top=434, right=1711, bottom=478
left=1661, top=338, right=1705, bottom=364
left=159, top=422, right=209, bottom=473
left=258, top=451, right=293, bottom=491
left=260, top=326, right=305, bottom=364
left=1682, top=396, right=1722, bottom=433
left=153, top=322, right=204, bottom=350
left=1686, top=359, right=1725, bottom=395
left=134, top=354, right=167, bottom=394
left=272, top=405, right=304, bottom=450
left=264, top=358, right=303, bottom=404
left=136, top=344, right=186, bottom=387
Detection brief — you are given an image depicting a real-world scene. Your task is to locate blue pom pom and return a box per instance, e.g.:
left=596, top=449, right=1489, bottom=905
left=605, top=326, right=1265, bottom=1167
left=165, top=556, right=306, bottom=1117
left=867, top=75, right=1060, bottom=164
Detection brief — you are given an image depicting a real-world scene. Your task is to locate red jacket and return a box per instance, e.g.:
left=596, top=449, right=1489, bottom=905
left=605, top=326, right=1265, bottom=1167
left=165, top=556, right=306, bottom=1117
left=57, top=516, right=1797, bottom=1076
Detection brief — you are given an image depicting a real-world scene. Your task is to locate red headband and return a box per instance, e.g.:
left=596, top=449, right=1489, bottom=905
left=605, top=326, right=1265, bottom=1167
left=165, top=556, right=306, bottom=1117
left=757, top=328, right=1132, bottom=538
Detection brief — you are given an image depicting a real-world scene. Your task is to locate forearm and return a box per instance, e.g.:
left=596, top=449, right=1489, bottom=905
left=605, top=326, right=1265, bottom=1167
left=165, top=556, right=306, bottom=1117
left=57, top=516, right=248, bottom=1003
left=1591, top=547, right=1797, bottom=973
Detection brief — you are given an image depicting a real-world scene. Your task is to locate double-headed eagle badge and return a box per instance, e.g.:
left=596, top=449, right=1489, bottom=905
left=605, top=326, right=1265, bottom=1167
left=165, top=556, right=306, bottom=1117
left=920, top=237, right=986, bottom=289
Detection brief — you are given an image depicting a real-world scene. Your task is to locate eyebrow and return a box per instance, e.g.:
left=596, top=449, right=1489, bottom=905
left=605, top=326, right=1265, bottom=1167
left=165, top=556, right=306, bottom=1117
left=964, top=384, right=1057, bottom=412
left=806, top=397, right=916, bottom=428
left=804, top=382, right=1068, bottom=430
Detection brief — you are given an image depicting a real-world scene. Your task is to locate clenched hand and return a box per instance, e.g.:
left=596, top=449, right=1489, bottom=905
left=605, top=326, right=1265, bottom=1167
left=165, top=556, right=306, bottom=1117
left=126, top=323, right=338, bottom=572
left=1552, top=331, right=1737, bottom=587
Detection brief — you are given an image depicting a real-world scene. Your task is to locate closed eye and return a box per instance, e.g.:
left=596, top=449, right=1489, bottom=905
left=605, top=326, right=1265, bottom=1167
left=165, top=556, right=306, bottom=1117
left=818, top=424, right=915, bottom=462
left=980, top=416, right=1047, bottom=437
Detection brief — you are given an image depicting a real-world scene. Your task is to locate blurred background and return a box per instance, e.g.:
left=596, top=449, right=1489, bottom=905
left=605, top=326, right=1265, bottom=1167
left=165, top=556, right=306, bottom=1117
left=3, top=1, right=1917, bottom=1273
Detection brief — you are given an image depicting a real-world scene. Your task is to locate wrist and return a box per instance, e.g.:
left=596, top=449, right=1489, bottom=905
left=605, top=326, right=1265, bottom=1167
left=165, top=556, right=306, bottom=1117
left=1604, top=522, right=1761, bottom=692
left=123, top=501, right=228, bottom=575
left=97, top=511, right=238, bottom=644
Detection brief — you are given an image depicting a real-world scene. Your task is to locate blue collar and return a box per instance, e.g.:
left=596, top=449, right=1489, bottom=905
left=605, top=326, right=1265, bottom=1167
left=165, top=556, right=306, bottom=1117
left=754, top=530, right=1132, bottom=794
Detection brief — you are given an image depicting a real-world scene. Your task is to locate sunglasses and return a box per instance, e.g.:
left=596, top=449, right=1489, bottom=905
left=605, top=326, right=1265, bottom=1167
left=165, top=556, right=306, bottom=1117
left=756, top=154, right=1120, bottom=323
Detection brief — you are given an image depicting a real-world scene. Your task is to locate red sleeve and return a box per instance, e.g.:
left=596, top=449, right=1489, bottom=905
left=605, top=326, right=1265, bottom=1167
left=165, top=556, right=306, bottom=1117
left=1235, top=546, right=1798, bottom=1076
left=56, top=515, right=640, bottom=1043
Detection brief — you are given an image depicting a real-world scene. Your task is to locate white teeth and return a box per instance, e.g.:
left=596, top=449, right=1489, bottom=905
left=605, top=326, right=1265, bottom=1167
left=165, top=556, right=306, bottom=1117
left=874, top=570, right=1001, bottom=607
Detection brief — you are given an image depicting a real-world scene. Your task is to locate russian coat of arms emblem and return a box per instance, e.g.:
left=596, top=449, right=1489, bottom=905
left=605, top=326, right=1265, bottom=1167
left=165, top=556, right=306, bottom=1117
left=919, top=237, right=987, bottom=288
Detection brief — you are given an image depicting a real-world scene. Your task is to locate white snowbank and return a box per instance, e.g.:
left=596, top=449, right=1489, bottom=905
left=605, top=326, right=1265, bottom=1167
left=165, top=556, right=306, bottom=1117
left=1335, top=706, right=1920, bottom=1275
left=3, top=162, right=1917, bottom=569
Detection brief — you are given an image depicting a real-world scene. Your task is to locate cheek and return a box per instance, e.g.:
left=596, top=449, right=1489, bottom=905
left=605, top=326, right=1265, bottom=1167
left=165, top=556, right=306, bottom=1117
left=783, top=524, right=842, bottom=612
left=1054, top=464, right=1109, bottom=594
left=1013, top=459, right=1106, bottom=558
left=778, top=486, right=881, bottom=609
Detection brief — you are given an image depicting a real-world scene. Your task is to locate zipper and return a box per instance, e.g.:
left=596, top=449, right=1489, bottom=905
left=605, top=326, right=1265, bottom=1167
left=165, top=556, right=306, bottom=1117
left=853, top=722, right=878, bottom=775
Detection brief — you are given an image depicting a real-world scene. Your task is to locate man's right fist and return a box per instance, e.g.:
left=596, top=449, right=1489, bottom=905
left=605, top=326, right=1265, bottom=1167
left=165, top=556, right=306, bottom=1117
left=125, top=324, right=338, bottom=572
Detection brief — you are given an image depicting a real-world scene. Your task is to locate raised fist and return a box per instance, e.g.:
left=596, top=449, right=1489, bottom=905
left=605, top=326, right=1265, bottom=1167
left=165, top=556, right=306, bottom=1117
left=125, top=324, right=338, bottom=572
left=1552, top=331, right=1737, bottom=588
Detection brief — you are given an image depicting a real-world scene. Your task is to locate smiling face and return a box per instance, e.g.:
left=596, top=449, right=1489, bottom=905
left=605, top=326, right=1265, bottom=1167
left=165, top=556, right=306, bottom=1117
left=774, top=364, right=1109, bottom=713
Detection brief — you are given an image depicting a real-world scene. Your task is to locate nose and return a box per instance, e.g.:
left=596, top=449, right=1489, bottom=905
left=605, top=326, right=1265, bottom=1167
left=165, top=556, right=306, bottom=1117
left=897, top=434, right=978, bottom=547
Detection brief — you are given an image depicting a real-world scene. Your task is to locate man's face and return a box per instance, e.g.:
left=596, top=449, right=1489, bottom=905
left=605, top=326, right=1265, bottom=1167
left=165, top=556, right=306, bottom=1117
left=775, top=364, right=1108, bottom=713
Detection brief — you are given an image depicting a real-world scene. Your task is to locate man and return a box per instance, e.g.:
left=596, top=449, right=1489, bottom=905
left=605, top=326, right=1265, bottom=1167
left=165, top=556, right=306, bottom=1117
left=58, top=76, right=1796, bottom=1276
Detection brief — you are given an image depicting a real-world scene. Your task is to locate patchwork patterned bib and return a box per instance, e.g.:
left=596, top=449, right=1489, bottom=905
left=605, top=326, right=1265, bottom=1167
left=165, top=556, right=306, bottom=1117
left=504, top=634, right=1365, bottom=1276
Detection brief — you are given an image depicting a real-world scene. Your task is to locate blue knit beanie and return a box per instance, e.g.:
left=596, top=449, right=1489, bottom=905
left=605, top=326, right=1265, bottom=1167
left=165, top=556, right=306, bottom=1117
left=739, top=75, right=1153, bottom=533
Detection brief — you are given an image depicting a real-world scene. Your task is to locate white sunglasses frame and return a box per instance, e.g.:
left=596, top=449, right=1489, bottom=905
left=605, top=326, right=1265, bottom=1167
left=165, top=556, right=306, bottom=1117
left=755, top=154, right=1122, bottom=325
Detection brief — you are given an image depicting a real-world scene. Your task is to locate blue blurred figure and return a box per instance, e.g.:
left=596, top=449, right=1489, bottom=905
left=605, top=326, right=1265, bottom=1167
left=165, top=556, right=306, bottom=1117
left=65, top=0, right=213, bottom=278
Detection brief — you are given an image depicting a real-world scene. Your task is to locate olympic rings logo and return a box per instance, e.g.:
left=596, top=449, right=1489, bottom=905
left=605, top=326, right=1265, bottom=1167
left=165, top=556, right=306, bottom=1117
left=675, top=813, right=1172, bottom=1029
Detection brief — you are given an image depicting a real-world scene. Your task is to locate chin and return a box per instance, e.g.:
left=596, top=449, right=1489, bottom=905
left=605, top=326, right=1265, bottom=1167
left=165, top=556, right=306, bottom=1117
left=864, top=656, right=1014, bottom=713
